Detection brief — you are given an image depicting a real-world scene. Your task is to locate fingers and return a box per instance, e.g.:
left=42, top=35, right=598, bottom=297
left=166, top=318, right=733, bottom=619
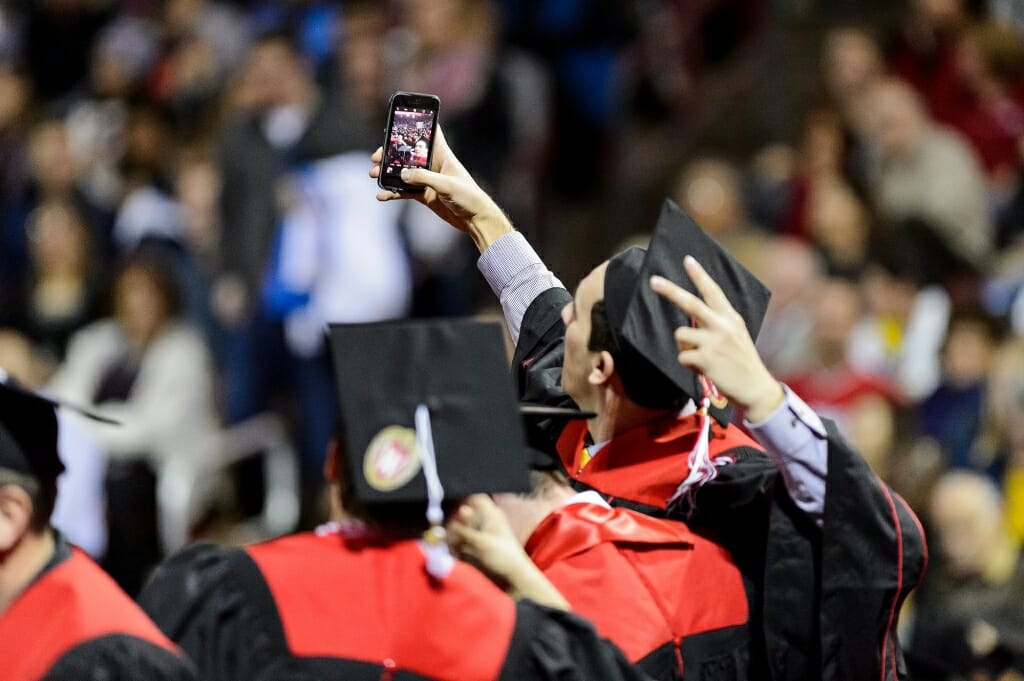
left=369, top=164, right=381, bottom=179
left=649, top=275, right=716, bottom=328
left=371, top=146, right=383, bottom=163
left=401, top=167, right=454, bottom=194
left=673, top=325, right=709, bottom=351
left=683, top=256, right=733, bottom=316
left=376, top=189, right=401, bottom=202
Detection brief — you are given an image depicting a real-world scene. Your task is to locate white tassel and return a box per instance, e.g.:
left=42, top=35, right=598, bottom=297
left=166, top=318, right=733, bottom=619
left=667, top=397, right=718, bottom=512
left=415, top=404, right=455, bottom=579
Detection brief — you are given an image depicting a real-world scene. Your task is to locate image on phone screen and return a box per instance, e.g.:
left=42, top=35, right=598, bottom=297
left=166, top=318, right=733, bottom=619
left=382, top=106, right=436, bottom=178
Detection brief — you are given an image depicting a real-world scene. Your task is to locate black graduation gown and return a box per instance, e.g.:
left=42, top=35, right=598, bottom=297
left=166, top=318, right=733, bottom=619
left=0, top=538, right=195, bottom=681
left=512, top=287, right=928, bottom=681
left=137, top=529, right=655, bottom=681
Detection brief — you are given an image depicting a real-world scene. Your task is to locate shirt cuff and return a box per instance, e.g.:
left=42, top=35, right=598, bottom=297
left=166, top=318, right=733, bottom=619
left=477, top=232, right=564, bottom=344
left=744, top=383, right=828, bottom=524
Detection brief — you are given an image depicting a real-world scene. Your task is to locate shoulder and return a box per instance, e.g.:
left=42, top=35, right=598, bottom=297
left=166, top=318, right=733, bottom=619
left=44, top=634, right=196, bottom=681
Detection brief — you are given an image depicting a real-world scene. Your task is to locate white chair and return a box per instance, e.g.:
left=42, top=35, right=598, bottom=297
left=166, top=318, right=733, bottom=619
left=156, top=412, right=300, bottom=555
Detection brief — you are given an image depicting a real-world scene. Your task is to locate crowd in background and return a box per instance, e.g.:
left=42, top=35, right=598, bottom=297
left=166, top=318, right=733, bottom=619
left=0, top=0, right=1023, bottom=678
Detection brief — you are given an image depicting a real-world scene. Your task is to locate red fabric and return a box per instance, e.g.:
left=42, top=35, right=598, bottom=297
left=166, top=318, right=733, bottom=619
left=246, top=531, right=516, bottom=681
left=526, top=502, right=748, bottom=664
left=556, top=413, right=762, bottom=509
left=1, top=548, right=178, bottom=681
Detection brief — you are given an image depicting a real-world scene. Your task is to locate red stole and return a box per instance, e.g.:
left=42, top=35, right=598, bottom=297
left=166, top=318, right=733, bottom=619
left=1, top=548, right=178, bottom=681
left=247, top=531, right=516, bottom=681
left=525, top=502, right=749, bottom=663
left=556, top=413, right=762, bottom=509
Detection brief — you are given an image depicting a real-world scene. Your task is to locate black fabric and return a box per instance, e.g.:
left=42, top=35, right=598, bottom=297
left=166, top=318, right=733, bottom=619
left=102, top=460, right=160, bottom=597
left=606, top=199, right=771, bottom=421
left=141, top=542, right=656, bottom=681
left=498, top=600, right=655, bottom=681
left=632, top=625, right=757, bottom=681
left=42, top=634, right=196, bottom=681
left=328, top=319, right=529, bottom=506
left=92, top=352, right=141, bottom=405
left=139, top=543, right=290, bottom=681
left=520, top=405, right=594, bottom=471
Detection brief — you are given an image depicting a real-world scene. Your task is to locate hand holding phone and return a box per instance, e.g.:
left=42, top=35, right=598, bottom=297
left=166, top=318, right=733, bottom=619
left=377, top=91, right=440, bottom=194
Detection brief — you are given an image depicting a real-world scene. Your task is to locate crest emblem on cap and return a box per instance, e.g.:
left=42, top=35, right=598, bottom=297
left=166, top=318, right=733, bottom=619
left=364, top=426, right=422, bottom=491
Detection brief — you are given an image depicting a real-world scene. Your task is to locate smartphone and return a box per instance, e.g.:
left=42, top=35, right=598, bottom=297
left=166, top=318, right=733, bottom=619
left=378, top=91, right=441, bottom=193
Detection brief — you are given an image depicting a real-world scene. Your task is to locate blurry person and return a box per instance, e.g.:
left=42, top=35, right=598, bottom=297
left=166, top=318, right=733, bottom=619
left=953, top=21, right=1024, bottom=184
left=50, top=249, right=218, bottom=595
left=19, top=200, right=102, bottom=362
left=848, top=237, right=952, bottom=402
left=889, top=0, right=974, bottom=126
left=754, top=237, right=822, bottom=377
left=910, top=471, right=1024, bottom=680
left=672, top=157, right=767, bottom=270
left=139, top=320, right=650, bottom=681
left=805, top=178, right=872, bottom=276
left=977, top=338, right=1024, bottom=544
left=0, top=378, right=196, bottom=681
left=917, top=306, right=1006, bottom=477
left=822, top=26, right=886, bottom=137
left=866, top=79, right=992, bottom=267
left=4, top=120, right=111, bottom=325
left=783, top=277, right=897, bottom=475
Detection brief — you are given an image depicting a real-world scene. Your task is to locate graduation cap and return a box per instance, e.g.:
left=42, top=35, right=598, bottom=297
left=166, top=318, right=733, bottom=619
left=327, top=319, right=531, bottom=509
left=519, top=404, right=594, bottom=471
left=0, top=369, right=118, bottom=483
left=603, top=198, right=771, bottom=424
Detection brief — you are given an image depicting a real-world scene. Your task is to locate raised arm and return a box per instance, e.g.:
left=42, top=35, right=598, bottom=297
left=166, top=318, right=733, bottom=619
left=369, top=128, right=565, bottom=343
left=650, top=257, right=828, bottom=524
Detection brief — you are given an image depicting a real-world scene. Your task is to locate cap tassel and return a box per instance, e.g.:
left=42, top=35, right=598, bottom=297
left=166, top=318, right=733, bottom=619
left=667, top=394, right=718, bottom=514
left=415, top=404, right=455, bottom=580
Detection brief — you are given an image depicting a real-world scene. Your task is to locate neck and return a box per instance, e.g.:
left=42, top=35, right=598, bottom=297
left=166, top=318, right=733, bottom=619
left=0, top=528, right=55, bottom=616
left=517, top=484, right=577, bottom=546
left=589, top=392, right=677, bottom=443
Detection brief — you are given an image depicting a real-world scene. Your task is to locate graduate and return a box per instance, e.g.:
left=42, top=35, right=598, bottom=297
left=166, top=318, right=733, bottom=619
left=449, top=406, right=751, bottom=680
left=138, top=319, right=654, bottom=681
left=370, top=131, right=928, bottom=681
left=0, top=376, right=195, bottom=681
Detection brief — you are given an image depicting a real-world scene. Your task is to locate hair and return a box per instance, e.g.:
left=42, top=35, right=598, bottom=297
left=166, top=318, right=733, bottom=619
left=587, top=299, right=619, bottom=354
left=524, top=469, right=570, bottom=498
left=110, top=245, right=185, bottom=319
left=331, top=428, right=460, bottom=538
left=0, top=467, right=55, bottom=534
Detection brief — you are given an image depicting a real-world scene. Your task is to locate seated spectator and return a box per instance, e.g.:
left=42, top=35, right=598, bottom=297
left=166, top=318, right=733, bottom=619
left=866, top=78, right=992, bottom=267
left=910, top=471, right=1024, bottom=680
left=953, top=21, right=1024, bottom=185
left=782, top=277, right=897, bottom=474
left=805, top=178, right=872, bottom=277
left=18, top=200, right=103, bottom=363
left=848, top=233, right=952, bottom=402
left=754, top=237, right=822, bottom=377
left=976, top=337, right=1024, bottom=543
left=917, top=305, right=1007, bottom=478
left=49, top=248, right=219, bottom=595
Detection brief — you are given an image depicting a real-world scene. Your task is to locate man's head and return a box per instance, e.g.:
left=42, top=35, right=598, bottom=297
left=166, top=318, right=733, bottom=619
left=560, top=261, right=617, bottom=413
left=0, top=464, right=55, bottom=553
left=929, top=471, right=1009, bottom=578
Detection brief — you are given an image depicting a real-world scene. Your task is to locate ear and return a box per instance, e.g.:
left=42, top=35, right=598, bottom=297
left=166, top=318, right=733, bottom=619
left=587, top=350, right=615, bottom=387
left=0, top=485, right=32, bottom=553
left=324, top=439, right=340, bottom=484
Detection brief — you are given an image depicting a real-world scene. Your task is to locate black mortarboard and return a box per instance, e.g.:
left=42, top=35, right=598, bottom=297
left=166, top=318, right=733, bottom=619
left=0, top=370, right=117, bottom=482
left=604, top=199, right=771, bottom=423
left=519, top=404, right=595, bottom=471
left=328, top=319, right=530, bottom=508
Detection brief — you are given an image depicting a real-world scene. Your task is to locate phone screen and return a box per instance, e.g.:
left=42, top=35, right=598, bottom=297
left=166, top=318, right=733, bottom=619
left=382, top=106, right=437, bottom=180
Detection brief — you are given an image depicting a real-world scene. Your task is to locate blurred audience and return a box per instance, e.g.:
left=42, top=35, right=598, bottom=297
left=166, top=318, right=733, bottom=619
left=910, top=471, right=1024, bottom=680
left=49, top=249, right=218, bottom=595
